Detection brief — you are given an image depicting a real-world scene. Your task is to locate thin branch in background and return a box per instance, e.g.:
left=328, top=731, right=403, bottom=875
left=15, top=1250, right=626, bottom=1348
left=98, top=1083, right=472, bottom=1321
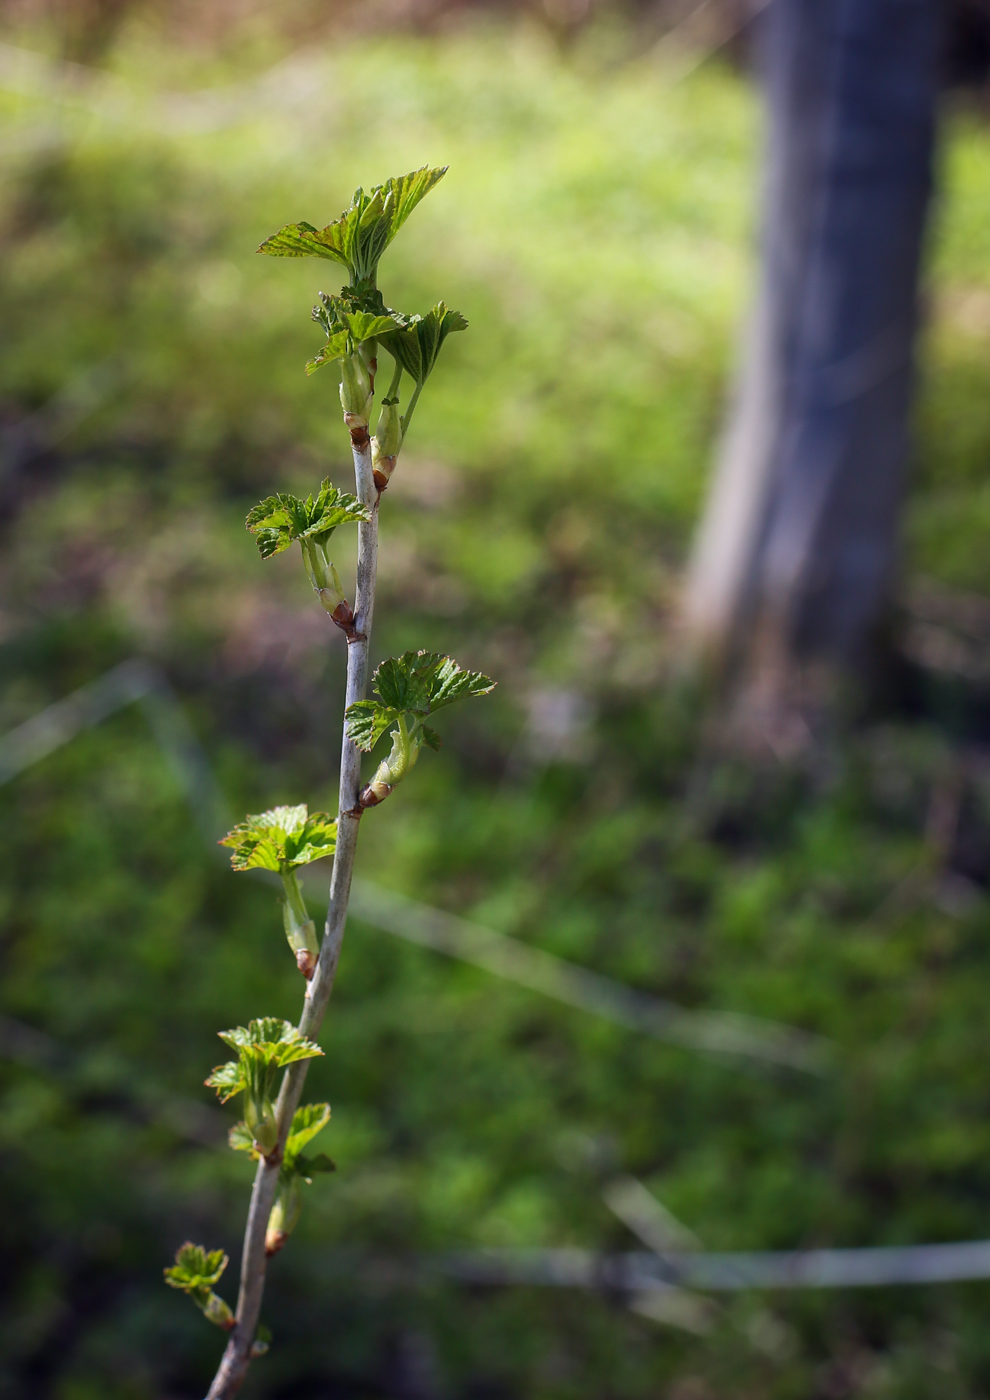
left=435, top=1236, right=990, bottom=1291
left=345, top=880, right=832, bottom=1074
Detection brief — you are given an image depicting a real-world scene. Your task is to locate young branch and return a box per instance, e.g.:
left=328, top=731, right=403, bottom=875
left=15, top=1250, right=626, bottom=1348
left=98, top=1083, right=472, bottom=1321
left=205, top=436, right=378, bottom=1400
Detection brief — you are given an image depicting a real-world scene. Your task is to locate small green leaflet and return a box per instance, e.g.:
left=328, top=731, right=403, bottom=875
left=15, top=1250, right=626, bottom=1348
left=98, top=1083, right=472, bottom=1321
left=258, top=167, right=447, bottom=282
left=245, top=481, right=369, bottom=559
left=165, top=1243, right=228, bottom=1293
left=163, top=1243, right=234, bottom=1329
left=306, top=330, right=349, bottom=375
left=207, top=1020, right=323, bottom=1102
left=285, top=1101, right=331, bottom=1161
left=379, top=303, right=467, bottom=386
left=228, top=1120, right=257, bottom=1154
left=345, top=651, right=494, bottom=753
left=344, top=700, right=404, bottom=753
left=205, top=1060, right=243, bottom=1102
left=220, top=804, right=337, bottom=871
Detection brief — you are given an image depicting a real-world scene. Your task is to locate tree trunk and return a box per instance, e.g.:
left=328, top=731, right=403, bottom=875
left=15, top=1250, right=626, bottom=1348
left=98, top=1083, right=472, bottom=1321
left=684, top=0, right=939, bottom=698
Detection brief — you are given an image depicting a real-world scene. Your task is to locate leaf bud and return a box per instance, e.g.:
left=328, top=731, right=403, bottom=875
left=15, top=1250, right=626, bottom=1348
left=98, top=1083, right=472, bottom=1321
left=372, top=396, right=402, bottom=491
left=360, top=724, right=424, bottom=807
left=265, top=1176, right=303, bottom=1256
left=339, top=352, right=373, bottom=429
left=280, top=870, right=319, bottom=979
left=245, top=1092, right=278, bottom=1157
left=203, top=1293, right=236, bottom=1330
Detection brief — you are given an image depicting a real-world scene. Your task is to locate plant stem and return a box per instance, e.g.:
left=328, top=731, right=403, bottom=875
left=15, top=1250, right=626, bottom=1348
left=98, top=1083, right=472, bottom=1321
left=205, top=435, right=379, bottom=1400
left=399, top=380, right=424, bottom=442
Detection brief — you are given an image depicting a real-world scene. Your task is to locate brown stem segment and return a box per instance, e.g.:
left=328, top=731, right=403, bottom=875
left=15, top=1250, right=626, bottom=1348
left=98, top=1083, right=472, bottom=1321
left=205, top=434, right=379, bottom=1400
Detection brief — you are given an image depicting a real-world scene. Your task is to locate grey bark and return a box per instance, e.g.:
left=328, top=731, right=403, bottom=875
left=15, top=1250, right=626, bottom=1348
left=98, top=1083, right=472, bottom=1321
left=685, top=0, right=939, bottom=673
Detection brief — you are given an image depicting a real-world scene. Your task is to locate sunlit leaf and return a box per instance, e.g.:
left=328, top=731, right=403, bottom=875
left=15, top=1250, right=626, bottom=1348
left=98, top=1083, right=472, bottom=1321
left=220, top=804, right=337, bottom=871
left=164, top=1243, right=228, bottom=1292
left=344, top=699, right=402, bottom=753
left=217, top=1018, right=323, bottom=1069
left=285, top=1102, right=332, bottom=1161
left=379, top=303, right=467, bottom=386
left=245, top=482, right=368, bottom=558
left=259, top=167, right=447, bottom=282
left=205, top=1060, right=244, bottom=1103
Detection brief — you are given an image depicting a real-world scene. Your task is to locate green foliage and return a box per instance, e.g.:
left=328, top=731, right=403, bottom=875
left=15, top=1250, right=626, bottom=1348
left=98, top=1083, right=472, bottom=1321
left=283, top=1101, right=333, bottom=1171
left=245, top=481, right=369, bottom=560
left=164, top=1243, right=234, bottom=1330
left=379, top=303, right=468, bottom=388
left=230, top=1101, right=335, bottom=1181
left=346, top=651, right=494, bottom=754
left=307, top=286, right=406, bottom=374
left=258, top=166, right=448, bottom=283
left=220, top=804, right=337, bottom=872
left=206, top=1020, right=323, bottom=1154
left=164, top=1242, right=228, bottom=1292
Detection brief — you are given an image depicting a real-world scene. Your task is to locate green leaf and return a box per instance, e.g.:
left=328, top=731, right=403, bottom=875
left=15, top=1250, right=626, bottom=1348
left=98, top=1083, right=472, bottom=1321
left=257, top=219, right=352, bottom=265
left=217, top=1018, right=323, bottom=1069
left=285, top=1102, right=331, bottom=1161
left=296, top=1151, right=337, bottom=1183
left=383, top=165, right=448, bottom=237
left=374, top=651, right=494, bottom=716
left=229, top=1120, right=256, bottom=1154
left=209, top=1021, right=323, bottom=1107
left=379, top=303, right=468, bottom=386
left=305, top=329, right=349, bottom=375
left=164, top=1242, right=228, bottom=1293
left=220, top=804, right=338, bottom=871
left=373, top=653, right=438, bottom=712
left=205, top=1060, right=244, bottom=1103
left=344, top=699, right=403, bottom=753
left=245, top=481, right=369, bottom=558
left=344, top=310, right=400, bottom=342
left=259, top=167, right=447, bottom=282
left=425, top=654, right=497, bottom=713
left=345, top=654, right=494, bottom=755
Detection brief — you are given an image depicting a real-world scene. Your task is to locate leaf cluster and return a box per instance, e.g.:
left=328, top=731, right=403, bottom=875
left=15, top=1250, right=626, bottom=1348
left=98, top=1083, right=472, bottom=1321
left=259, top=166, right=447, bottom=283
left=206, top=1018, right=323, bottom=1103
left=164, top=1243, right=234, bottom=1328
left=307, top=284, right=405, bottom=374
left=245, top=481, right=369, bottom=560
left=220, top=804, right=337, bottom=872
left=346, top=650, right=495, bottom=753
left=231, top=1101, right=336, bottom=1182
left=164, top=1242, right=228, bottom=1295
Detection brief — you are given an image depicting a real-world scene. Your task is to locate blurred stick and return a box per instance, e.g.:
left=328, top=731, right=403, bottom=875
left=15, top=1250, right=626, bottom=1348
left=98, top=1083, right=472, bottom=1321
left=346, top=881, right=832, bottom=1074
left=437, top=1236, right=990, bottom=1290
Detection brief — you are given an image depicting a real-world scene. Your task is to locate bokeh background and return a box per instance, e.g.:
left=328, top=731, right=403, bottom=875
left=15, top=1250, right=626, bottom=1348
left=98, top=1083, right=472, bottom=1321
left=6, top=2, right=990, bottom=1396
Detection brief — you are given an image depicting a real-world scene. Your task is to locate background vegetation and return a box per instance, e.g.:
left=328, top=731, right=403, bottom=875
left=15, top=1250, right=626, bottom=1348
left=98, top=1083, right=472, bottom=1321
left=5, top=9, right=990, bottom=1397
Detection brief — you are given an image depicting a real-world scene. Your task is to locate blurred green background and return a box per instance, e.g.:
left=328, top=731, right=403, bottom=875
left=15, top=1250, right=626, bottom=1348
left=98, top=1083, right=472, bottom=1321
left=6, top=4, right=990, bottom=1397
